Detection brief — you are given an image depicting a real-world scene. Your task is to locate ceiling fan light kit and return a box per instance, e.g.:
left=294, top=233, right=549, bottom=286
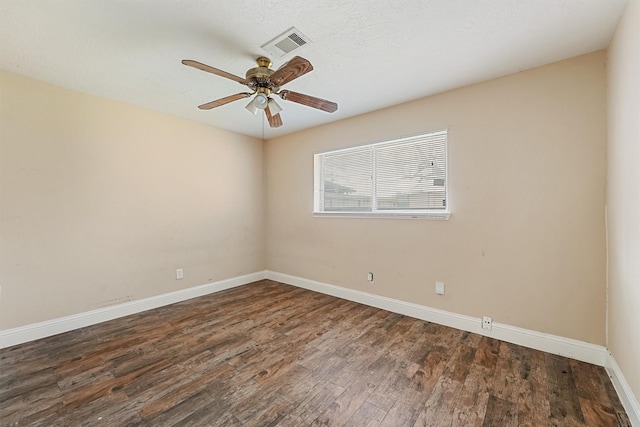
left=244, top=99, right=259, bottom=115
left=182, top=55, right=337, bottom=128
left=254, top=93, right=269, bottom=109
left=245, top=92, right=269, bottom=115
left=267, top=98, right=283, bottom=115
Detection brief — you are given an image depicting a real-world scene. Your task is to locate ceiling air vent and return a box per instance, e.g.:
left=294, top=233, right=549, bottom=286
left=261, top=27, right=311, bottom=58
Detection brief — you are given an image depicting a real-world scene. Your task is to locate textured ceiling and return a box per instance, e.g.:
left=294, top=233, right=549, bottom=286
left=0, top=0, right=628, bottom=139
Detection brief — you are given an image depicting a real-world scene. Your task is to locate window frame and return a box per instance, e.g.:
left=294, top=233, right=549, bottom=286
left=313, top=129, right=450, bottom=220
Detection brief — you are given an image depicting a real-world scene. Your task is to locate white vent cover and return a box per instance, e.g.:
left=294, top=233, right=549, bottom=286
left=261, top=27, right=311, bottom=58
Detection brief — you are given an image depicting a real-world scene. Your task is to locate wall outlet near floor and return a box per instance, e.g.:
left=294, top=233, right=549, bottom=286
left=367, top=272, right=374, bottom=282
left=176, top=268, right=184, bottom=280
left=482, top=316, right=493, bottom=330
left=435, top=281, right=445, bottom=295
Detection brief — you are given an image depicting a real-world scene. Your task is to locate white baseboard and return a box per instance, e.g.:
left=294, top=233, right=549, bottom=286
left=265, top=270, right=607, bottom=365
left=606, top=352, right=640, bottom=426
left=0, top=271, right=267, bottom=349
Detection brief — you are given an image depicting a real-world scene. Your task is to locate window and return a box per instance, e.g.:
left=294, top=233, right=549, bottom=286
left=314, top=129, right=448, bottom=219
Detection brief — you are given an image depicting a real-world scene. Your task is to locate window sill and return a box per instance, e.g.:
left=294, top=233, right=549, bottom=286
left=313, top=211, right=451, bottom=220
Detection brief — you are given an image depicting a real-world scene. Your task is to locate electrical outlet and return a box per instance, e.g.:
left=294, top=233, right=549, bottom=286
left=176, top=268, right=184, bottom=280
left=482, top=316, right=492, bottom=330
left=367, top=272, right=374, bottom=282
left=435, top=281, right=445, bottom=295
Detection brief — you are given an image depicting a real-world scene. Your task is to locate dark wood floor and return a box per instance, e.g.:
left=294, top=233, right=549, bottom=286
left=0, top=280, right=631, bottom=426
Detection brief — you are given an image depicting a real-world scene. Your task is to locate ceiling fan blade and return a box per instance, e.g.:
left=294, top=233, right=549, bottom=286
left=278, top=90, right=338, bottom=113
left=265, top=108, right=283, bottom=128
left=182, top=59, right=247, bottom=85
left=269, top=56, right=313, bottom=87
left=198, top=92, right=252, bottom=110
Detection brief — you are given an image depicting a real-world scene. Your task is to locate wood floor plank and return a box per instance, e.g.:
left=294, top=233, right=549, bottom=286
left=547, top=354, right=587, bottom=425
left=492, top=341, right=530, bottom=404
left=366, top=358, right=421, bottom=412
left=578, top=397, right=621, bottom=427
left=601, top=368, right=634, bottom=427
left=0, top=367, right=59, bottom=402
left=377, top=385, right=430, bottom=427
left=482, top=395, right=519, bottom=427
left=172, top=408, right=242, bottom=427
left=413, top=334, right=476, bottom=425
left=409, top=345, right=449, bottom=394
left=135, top=389, right=213, bottom=427
left=441, top=339, right=477, bottom=382
left=278, top=380, right=346, bottom=426
left=310, top=376, right=379, bottom=426
left=120, top=361, right=186, bottom=399
left=0, top=385, right=66, bottom=427
left=450, top=364, right=493, bottom=427
left=569, top=358, right=622, bottom=426
left=413, top=375, right=465, bottom=426
left=473, top=335, right=501, bottom=370
left=56, top=390, right=140, bottom=427
left=382, top=317, right=432, bottom=359
left=330, top=348, right=388, bottom=389
left=242, top=395, right=295, bottom=427
left=347, top=400, right=387, bottom=427
left=0, top=280, right=631, bottom=427
left=299, top=348, right=348, bottom=383
left=58, top=355, right=171, bottom=411
left=56, top=364, right=116, bottom=395
left=139, top=362, right=236, bottom=420
left=517, top=347, right=551, bottom=427
left=309, top=354, right=396, bottom=425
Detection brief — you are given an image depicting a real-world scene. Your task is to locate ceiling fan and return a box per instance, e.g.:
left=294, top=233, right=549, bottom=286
left=182, top=56, right=338, bottom=128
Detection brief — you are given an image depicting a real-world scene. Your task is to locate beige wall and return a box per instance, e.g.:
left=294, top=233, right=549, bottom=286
left=266, top=52, right=608, bottom=344
left=607, top=0, right=640, bottom=402
left=0, top=71, right=265, bottom=329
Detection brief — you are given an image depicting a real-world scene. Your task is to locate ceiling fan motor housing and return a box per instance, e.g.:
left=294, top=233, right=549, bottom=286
left=245, top=57, right=275, bottom=91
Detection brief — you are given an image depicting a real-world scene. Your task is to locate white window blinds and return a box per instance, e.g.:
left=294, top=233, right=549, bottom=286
left=320, top=148, right=373, bottom=211
left=314, top=130, right=448, bottom=217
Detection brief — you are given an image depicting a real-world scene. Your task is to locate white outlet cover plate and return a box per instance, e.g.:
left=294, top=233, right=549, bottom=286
left=435, top=282, right=445, bottom=295
left=482, top=316, right=493, bottom=330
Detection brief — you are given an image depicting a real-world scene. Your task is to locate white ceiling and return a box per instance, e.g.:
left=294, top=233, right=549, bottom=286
left=0, top=0, right=628, bottom=139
